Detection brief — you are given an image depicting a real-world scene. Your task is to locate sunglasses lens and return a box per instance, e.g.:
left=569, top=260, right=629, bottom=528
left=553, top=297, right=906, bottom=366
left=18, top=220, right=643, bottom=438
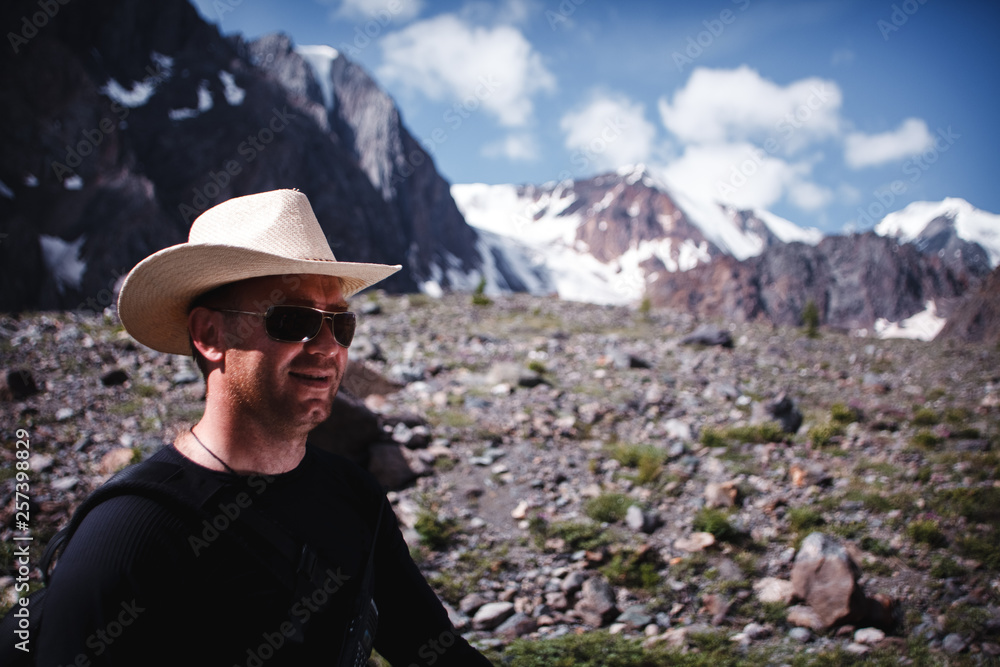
left=264, top=306, right=356, bottom=347
left=332, top=312, right=356, bottom=348
left=265, top=306, right=324, bottom=342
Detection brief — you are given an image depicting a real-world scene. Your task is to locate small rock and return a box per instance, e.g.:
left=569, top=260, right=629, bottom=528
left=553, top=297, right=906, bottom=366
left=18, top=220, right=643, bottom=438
left=472, top=601, right=515, bottom=631
left=788, top=627, right=812, bottom=643
left=854, top=627, right=885, bottom=645
left=55, top=407, right=75, bottom=421
left=742, top=622, right=770, bottom=640
left=787, top=605, right=825, bottom=631
left=942, top=633, right=967, bottom=654
left=51, top=476, right=79, bottom=492
left=845, top=642, right=870, bottom=655
left=494, top=612, right=536, bottom=638
left=675, top=532, right=715, bottom=553
left=100, top=448, right=135, bottom=475
left=574, top=576, right=619, bottom=627
left=616, top=605, right=653, bottom=629
left=100, top=368, right=130, bottom=386
left=172, top=369, right=200, bottom=385
left=511, top=500, right=529, bottom=520
left=28, top=453, right=54, bottom=471
left=754, top=577, right=795, bottom=604
left=4, top=369, right=40, bottom=400
left=560, top=571, right=587, bottom=595
left=704, top=481, right=739, bottom=508
left=791, top=532, right=864, bottom=629
left=680, top=325, right=733, bottom=348
left=459, top=593, right=488, bottom=615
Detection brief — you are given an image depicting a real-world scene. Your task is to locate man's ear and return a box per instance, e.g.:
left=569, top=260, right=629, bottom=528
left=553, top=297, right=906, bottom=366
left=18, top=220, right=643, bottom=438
left=189, top=307, right=227, bottom=364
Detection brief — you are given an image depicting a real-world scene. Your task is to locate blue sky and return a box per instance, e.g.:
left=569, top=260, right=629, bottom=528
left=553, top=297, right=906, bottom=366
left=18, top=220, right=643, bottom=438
left=190, top=0, right=999, bottom=234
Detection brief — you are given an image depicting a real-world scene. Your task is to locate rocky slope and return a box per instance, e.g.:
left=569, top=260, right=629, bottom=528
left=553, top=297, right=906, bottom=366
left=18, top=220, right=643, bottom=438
left=649, top=231, right=976, bottom=330
left=2, top=296, right=998, bottom=663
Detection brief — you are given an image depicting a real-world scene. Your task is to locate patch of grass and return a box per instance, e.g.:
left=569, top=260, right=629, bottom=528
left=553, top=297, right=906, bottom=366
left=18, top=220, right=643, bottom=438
left=911, top=407, right=939, bottom=426
left=527, top=359, right=547, bottom=375
left=692, top=507, right=738, bottom=542
left=860, top=536, right=896, bottom=557
left=698, top=423, right=786, bottom=447
left=585, top=493, right=631, bottom=523
left=414, top=510, right=459, bottom=551
left=830, top=402, right=861, bottom=425
left=955, top=528, right=1000, bottom=571
left=609, top=443, right=667, bottom=486
left=930, top=556, right=966, bottom=579
left=943, top=602, right=992, bottom=638
left=906, top=519, right=947, bottom=548
left=931, top=486, right=1000, bottom=524
left=909, top=430, right=941, bottom=450
left=533, top=519, right=612, bottom=552
left=807, top=422, right=844, bottom=448
left=601, top=548, right=662, bottom=591
left=787, top=506, right=825, bottom=534
left=943, top=407, right=972, bottom=425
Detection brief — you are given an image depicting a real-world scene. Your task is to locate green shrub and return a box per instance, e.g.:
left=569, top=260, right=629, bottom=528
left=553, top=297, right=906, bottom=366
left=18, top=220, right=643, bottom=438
left=906, top=519, right=946, bottom=548
left=585, top=493, right=630, bottom=523
left=699, top=426, right=727, bottom=448
left=911, top=407, right=939, bottom=426
left=414, top=510, right=459, bottom=550
left=830, top=402, right=861, bottom=425
left=536, top=519, right=612, bottom=552
left=527, top=359, right=547, bottom=374
left=601, top=548, right=662, bottom=590
left=910, top=430, right=941, bottom=450
left=802, top=300, right=820, bottom=338
left=471, top=277, right=492, bottom=306
left=787, top=507, right=825, bottom=533
left=930, top=556, right=966, bottom=579
left=497, top=631, right=651, bottom=667
left=692, top=507, right=738, bottom=542
left=807, top=422, right=844, bottom=448
left=610, top=444, right=667, bottom=486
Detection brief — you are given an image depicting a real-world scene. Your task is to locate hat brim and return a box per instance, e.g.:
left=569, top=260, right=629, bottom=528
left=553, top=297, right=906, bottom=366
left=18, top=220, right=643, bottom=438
left=117, top=243, right=401, bottom=355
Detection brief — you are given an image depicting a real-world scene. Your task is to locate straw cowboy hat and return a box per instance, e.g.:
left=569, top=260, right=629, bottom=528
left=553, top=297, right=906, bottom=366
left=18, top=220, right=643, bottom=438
left=117, top=189, right=401, bottom=355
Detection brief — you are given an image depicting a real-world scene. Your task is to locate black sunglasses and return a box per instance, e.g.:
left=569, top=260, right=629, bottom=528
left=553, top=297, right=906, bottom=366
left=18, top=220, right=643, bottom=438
left=213, top=305, right=357, bottom=348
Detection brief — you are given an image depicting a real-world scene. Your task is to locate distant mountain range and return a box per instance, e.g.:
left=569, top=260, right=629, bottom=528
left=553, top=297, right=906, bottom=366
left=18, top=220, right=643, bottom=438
left=453, top=175, right=997, bottom=338
left=1, top=0, right=996, bottom=341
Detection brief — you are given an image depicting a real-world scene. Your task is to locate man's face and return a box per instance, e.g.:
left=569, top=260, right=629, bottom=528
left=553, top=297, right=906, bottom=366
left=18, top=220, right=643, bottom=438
left=217, top=274, right=349, bottom=435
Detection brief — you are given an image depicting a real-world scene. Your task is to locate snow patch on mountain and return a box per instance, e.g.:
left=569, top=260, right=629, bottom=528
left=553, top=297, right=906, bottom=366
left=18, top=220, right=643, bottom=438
left=875, top=197, right=1000, bottom=267
left=874, top=300, right=946, bottom=341
left=296, top=44, right=339, bottom=111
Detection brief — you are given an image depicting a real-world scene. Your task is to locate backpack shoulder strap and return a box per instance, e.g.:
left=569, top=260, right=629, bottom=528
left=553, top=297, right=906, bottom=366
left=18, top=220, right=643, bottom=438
left=40, top=458, right=225, bottom=584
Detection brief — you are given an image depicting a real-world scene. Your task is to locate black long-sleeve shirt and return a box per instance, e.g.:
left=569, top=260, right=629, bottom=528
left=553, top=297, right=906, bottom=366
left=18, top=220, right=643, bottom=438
left=37, top=444, right=491, bottom=666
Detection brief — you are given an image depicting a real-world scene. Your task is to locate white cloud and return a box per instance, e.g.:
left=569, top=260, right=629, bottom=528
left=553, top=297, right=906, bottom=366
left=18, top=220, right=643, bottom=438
left=658, top=66, right=842, bottom=151
left=559, top=92, right=657, bottom=172
left=483, top=133, right=540, bottom=161
left=331, top=0, right=423, bottom=23
left=659, top=143, right=810, bottom=211
left=789, top=181, right=833, bottom=210
left=377, top=14, right=556, bottom=127
left=844, top=118, right=934, bottom=168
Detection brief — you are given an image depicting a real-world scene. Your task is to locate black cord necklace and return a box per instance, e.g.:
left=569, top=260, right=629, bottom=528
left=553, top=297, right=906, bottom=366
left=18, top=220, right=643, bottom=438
left=189, top=427, right=238, bottom=475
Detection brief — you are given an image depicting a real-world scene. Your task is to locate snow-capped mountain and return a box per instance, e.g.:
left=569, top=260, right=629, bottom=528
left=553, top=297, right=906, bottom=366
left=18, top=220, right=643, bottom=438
left=875, top=198, right=999, bottom=273
left=452, top=166, right=823, bottom=305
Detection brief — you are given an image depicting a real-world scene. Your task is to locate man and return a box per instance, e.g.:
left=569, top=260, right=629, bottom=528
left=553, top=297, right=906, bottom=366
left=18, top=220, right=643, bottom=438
left=37, top=190, right=492, bottom=666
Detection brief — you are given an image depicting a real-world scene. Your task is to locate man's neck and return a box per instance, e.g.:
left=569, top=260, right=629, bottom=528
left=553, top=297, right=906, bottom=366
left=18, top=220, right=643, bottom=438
left=175, top=412, right=308, bottom=475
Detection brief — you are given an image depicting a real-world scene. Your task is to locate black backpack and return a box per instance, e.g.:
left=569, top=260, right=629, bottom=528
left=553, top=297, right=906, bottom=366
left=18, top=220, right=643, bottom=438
left=0, top=457, right=382, bottom=666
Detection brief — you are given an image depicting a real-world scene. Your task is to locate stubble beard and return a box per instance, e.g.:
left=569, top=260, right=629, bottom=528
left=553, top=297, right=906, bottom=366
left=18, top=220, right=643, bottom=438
left=224, top=353, right=342, bottom=438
